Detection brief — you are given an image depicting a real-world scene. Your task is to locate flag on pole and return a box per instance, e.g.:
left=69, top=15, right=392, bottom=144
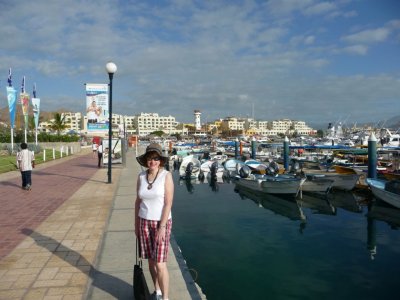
left=19, top=76, right=29, bottom=129
left=32, top=84, right=40, bottom=130
left=7, top=68, right=12, bottom=87
left=21, top=76, right=25, bottom=93
left=7, top=86, right=17, bottom=128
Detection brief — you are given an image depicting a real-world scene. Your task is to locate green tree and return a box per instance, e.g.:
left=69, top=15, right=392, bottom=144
left=50, top=113, right=67, bottom=135
left=151, top=130, right=165, bottom=137
left=317, top=129, right=324, bottom=138
left=28, top=115, right=43, bottom=131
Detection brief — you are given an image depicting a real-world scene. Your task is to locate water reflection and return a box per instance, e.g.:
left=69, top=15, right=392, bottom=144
left=179, top=178, right=197, bottom=194
left=364, top=193, right=400, bottom=260
left=328, top=190, right=363, bottom=213
left=173, top=172, right=400, bottom=299
left=178, top=175, right=227, bottom=193
left=234, top=185, right=307, bottom=233
left=367, top=199, right=400, bottom=229
left=299, top=193, right=337, bottom=215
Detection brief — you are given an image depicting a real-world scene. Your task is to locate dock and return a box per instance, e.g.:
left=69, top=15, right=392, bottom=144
left=0, top=148, right=206, bottom=299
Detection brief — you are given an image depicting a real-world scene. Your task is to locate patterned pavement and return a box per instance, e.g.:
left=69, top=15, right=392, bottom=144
left=0, top=151, right=121, bottom=299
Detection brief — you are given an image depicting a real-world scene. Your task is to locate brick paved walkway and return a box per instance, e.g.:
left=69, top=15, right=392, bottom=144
left=0, top=154, right=101, bottom=259
left=0, top=153, right=121, bottom=299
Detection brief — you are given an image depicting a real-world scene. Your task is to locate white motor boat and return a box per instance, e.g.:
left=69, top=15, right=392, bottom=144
left=366, top=178, right=400, bottom=209
left=179, top=155, right=201, bottom=179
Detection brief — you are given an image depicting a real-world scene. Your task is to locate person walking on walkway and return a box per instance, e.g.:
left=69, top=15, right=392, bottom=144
left=16, top=142, right=35, bottom=190
left=135, top=143, right=173, bottom=300
left=97, top=142, right=103, bottom=168
left=92, top=143, right=98, bottom=157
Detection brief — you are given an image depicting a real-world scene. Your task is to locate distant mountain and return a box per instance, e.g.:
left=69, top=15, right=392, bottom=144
left=0, top=106, right=69, bottom=125
left=308, top=115, right=400, bottom=131
left=386, top=115, right=400, bottom=129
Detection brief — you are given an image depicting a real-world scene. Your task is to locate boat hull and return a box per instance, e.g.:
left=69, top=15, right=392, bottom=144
left=367, top=178, right=400, bottom=209
left=236, top=176, right=303, bottom=195
left=261, top=178, right=303, bottom=194
left=302, top=177, right=334, bottom=193
left=309, top=173, right=360, bottom=191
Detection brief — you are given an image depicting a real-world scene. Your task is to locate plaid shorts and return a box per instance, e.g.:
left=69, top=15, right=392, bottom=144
left=139, top=218, right=172, bottom=263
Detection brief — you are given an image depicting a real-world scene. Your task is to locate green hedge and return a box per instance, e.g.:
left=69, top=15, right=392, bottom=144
left=0, top=131, right=79, bottom=143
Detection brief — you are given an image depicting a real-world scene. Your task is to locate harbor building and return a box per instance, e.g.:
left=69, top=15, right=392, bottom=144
left=194, top=110, right=202, bottom=131
left=35, top=109, right=315, bottom=138
left=133, top=112, right=188, bottom=137
left=38, top=112, right=82, bottom=134
left=220, top=117, right=245, bottom=132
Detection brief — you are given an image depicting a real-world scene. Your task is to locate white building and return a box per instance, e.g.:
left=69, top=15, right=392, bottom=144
left=220, top=117, right=245, bottom=132
left=133, top=112, right=187, bottom=137
left=221, top=117, right=315, bottom=136
left=194, top=110, right=201, bottom=131
left=38, top=112, right=82, bottom=134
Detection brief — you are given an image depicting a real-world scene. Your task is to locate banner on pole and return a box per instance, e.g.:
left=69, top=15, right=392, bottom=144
left=85, top=83, right=109, bottom=132
left=20, top=92, right=30, bottom=129
left=32, top=98, right=41, bottom=129
left=102, top=138, right=122, bottom=165
left=6, top=86, right=17, bottom=128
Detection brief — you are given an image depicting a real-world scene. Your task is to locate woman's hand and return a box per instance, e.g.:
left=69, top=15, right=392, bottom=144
left=156, top=226, right=166, bottom=243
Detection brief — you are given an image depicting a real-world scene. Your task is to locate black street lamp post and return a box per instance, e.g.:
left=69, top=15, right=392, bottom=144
left=106, top=62, right=117, bottom=184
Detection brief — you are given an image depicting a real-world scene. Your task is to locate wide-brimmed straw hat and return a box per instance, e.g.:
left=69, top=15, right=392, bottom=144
left=136, top=143, right=168, bottom=167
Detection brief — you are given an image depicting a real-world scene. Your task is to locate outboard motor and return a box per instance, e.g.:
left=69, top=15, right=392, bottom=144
left=203, top=151, right=210, bottom=160
left=173, top=160, right=180, bottom=171
left=239, top=165, right=251, bottom=178
left=209, top=177, right=219, bottom=192
left=198, top=171, right=205, bottom=182
left=267, top=166, right=276, bottom=176
left=210, top=161, right=219, bottom=180
left=289, top=160, right=300, bottom=173
left=267, top=161, right=279, bottom=176
left=185, top=162, right=194, bottom=179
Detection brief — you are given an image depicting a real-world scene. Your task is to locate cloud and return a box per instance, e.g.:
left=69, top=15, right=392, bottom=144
left=303, top=2, right=337, bottom=16
left=0, top=0, right=399, bottom=126
left=333, top=45, right=368, bottom=55
left=342, top=27, right=390, bottom=44
left=266, top=0, right=314, bottom=16
left=304, top=35, right=316, bottom=45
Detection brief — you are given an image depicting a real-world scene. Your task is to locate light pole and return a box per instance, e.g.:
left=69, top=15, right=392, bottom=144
left=106, top=62, right=117, bottom=183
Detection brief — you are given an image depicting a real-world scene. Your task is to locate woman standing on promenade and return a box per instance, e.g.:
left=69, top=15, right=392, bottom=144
left=135, top=143, right=173, bottom=300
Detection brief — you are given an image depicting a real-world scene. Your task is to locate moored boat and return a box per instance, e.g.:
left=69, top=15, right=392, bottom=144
left=301, top=175, right=334, bottom=193
left=179, top=155, right=201, bottom=179
left=200, top=160, right=225, bottom=180
left=366, top=178, right=400, bottom=209
left=223, top=158, right=245, bottom=178
left=307, top=173, right=360, bottom=191
left=236, top=174, right=304, bottom=195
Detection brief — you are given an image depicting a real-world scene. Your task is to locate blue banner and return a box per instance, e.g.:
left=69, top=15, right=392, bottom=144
left=86, top=83, right=109, bottom=133
left=6, top=86, right=17, bottom=128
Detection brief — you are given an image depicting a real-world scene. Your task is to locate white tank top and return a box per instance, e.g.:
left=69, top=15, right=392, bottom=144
left=138, top=169, right=172, bottom=221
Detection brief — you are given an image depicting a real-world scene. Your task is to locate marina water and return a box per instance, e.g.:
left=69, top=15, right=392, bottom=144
left=171, top=172, right=400, bottom=300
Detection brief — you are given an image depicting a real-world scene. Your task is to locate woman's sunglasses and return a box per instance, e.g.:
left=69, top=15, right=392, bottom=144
left=147, top=156, right=161, bottom=161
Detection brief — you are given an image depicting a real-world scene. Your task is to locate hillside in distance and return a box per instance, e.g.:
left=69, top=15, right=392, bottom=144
left=0, top=106, right=71, bottom=125
left=309, top=115, right=400, bottom=131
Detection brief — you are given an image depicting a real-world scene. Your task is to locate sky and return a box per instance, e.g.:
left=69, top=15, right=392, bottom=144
left=0, top=0, right=400, bottom=127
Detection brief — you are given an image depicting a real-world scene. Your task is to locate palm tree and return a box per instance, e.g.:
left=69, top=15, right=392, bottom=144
left=50, top=113, right=67, bottom=135
left=28, top=116, right=36, bottom=131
